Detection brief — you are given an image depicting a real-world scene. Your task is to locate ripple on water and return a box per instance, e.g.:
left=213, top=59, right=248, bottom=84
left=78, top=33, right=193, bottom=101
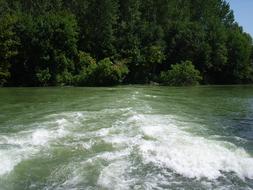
left=44, top=110, right=253, bottom=189
left=96, top=112, right=253, bottom=189
left=1, top=107, right=253, bottom=190
left=0, top=111, right=86, bottom=176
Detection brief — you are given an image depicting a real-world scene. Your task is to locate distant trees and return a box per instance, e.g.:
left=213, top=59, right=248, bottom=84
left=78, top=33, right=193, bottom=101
left=0, top=0, right=252, bottom=86
left=251, top=46, right=253, bottom=66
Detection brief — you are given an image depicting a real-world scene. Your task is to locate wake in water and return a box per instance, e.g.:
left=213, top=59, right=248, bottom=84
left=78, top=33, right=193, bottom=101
left=0, top=90, right=253, bottom=190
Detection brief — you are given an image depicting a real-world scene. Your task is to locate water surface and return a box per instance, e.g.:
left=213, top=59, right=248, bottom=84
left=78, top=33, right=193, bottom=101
left=0, top=86, right=253, bottom=190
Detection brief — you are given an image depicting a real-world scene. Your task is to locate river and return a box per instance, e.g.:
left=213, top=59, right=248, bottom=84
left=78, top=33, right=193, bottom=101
left=0, top=86, right=253, bottom=190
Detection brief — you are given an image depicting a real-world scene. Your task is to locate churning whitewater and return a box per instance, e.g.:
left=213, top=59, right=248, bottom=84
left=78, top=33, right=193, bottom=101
left=0, top=86, right=253, bottom=190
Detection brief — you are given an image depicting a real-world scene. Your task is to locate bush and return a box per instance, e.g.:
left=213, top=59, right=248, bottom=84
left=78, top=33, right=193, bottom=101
left=74, top=58, right=129, bottom=86
left=160, top=60, right=202, bottom=86
left=76, top=51, right=96, bottom=71
left=36, top=68, right=51, bottom=86
left=94, top=58, right=129, bottom=86
left=56, top=70, right=73, bottom=86
left=73, top=62, right=97, bottom=86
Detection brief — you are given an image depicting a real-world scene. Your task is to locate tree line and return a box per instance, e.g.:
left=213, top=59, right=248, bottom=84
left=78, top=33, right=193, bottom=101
left=0, top=0, right=252, bottom=86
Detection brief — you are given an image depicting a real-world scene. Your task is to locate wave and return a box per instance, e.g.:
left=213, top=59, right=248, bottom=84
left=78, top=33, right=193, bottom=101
left=0, top=112, right=86, bottom=176
left=126, top=114, right=253, bottom=180
left=1, top=106, right=253, bottom=189
left=96, top=112, right=253, bottom=189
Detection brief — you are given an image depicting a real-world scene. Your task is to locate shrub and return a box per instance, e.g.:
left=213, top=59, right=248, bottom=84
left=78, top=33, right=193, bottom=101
left=36, top=68, right=51, bottom=86
left=74, top=58, right=129, bottom=86
left=56, top=70, right=73, bottom=86
left=94, top=58, right=129, bottom=86
left=76, top=51, right=96, bottom=71
left=74, top=62, right=97, bottom=86
left=160, top=60, right=202, bottom=86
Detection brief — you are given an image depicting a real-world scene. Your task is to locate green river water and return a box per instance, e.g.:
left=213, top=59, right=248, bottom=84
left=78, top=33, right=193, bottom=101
left=0, top=86, right=253, bottom=190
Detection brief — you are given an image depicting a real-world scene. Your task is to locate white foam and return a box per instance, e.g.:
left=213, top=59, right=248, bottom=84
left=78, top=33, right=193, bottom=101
left=2, top=106, right=253, bottom=189
left=46, top=150, right=132, bottom=190
left=133, top=114, right=253, bottom=180
left=55, top=118, right=68, bottom=126
left=0, top=149, right=23, bottom=175
left=31, top=126, right=68, bottom=146
left=98, top=160, right=133, bottom=190
left=144, top=95, right=157, bottom=98
left=81, top=140, right=95, bottom=150
left=32, top=129, right=51, bottom=146
left=0, top=111, right=84, bottom=176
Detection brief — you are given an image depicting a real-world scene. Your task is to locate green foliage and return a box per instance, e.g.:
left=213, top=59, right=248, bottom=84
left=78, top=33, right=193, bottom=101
left=75, top=58, right=129, bottom=86
left=226, top=30, right=253, bottom=83
left=36, top=68, right=51, bottom=86
left=144, top=45, right=165, bottom=77
left=9, top=11, right=78, bottom=86
left=76, top=51, right=96, bottom=71
left=74, top=59, right=97, bottom=86
left=160, top=61, right=202, bottom=86
left=95, top=58, right=129, bottom=85
left=0, top=0, right=252, bottom=86
left=145, top=45, right=165, bottom=65
left=0, top=14, right=19, bottom=86
left=56, top=70, right=73, bottom=86
left=84, top=0, right=118, bottom=58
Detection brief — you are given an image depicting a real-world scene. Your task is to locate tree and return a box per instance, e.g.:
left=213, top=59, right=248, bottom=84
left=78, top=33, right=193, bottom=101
left=0, top=13, right=19, bottom=86
left=203, top=20, right=228, bottom=83
left=117, top=0, right=143, bottom=82
left=226, top=30, right=253, bottom=83
left=85, top=0, right=118, bottom=59
left=0, top=0, right=252, bottom=86
left=9, top=11, right=79, bottom=86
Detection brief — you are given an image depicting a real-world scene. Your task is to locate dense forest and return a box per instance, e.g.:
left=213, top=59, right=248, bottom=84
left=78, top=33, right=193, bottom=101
left=0, top=0, right=253, bottom=86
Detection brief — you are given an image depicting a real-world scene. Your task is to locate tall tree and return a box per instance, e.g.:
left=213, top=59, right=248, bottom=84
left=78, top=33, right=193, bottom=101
left=0, top=0, right=252, bottom=86
left=9, top=12, right=78, bottom=86
left=0, top=13, right=19, bottom=86
left=85, top=0, right=118, bottom=59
